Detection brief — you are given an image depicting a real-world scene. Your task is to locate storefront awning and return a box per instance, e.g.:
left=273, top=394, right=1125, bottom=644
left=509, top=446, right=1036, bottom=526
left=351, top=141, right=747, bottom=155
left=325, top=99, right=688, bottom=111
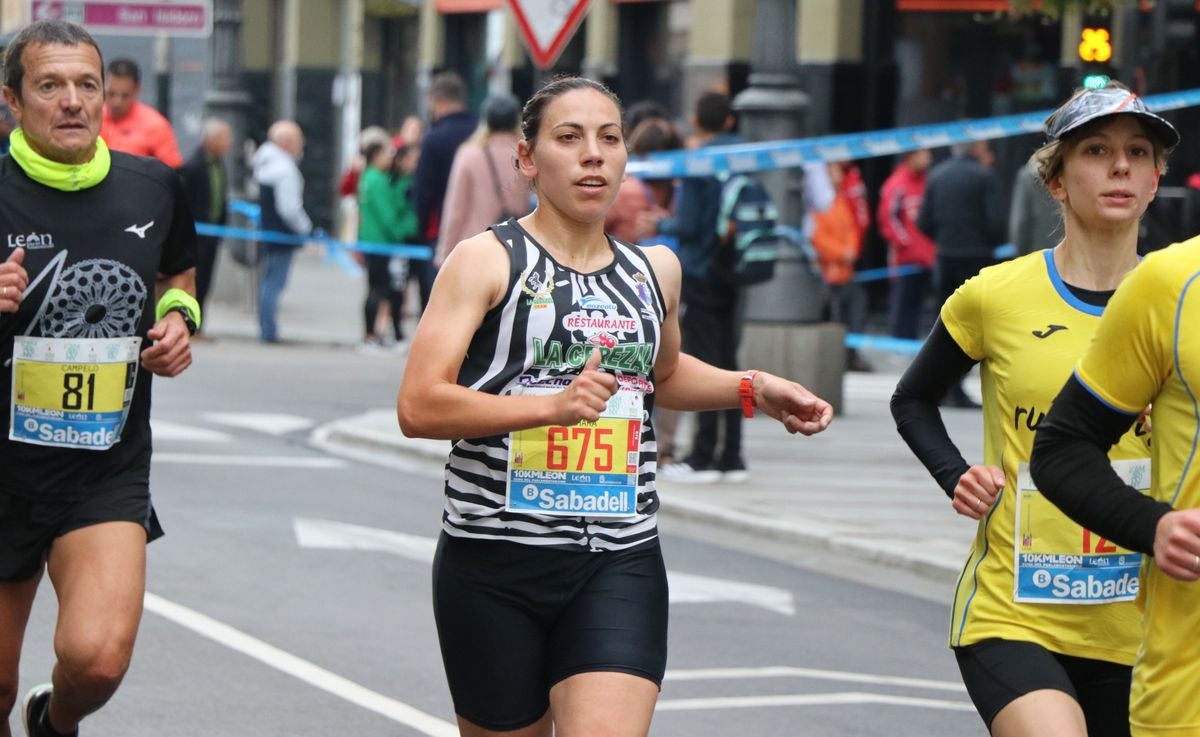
left=437, top=0, right=502, bottom=12
left=896, top=0, right=1010, bottom=10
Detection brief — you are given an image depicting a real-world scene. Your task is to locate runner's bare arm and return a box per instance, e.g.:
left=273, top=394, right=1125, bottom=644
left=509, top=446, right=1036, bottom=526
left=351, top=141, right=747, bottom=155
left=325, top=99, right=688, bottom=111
left=398, top=233, right=615, bottom=439
left=643, top=245, right=832, bottom=435
left=141, top=268, right=196, bottom=377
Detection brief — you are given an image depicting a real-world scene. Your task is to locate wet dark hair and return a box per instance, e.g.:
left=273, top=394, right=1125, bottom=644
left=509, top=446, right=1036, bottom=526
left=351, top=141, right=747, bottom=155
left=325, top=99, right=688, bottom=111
left=694, top=91, right=732, bottom=134
left=520, top=75, right=623, bottom=152
left=107, top=57, right=141, bottom=85
left=3, top=20, right=103, bottom=101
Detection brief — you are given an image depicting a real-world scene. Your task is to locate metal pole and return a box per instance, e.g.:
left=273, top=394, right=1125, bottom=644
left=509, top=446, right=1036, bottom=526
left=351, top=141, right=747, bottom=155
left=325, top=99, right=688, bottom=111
left=732, top=0, right=809, bottom=227
left=205, top=0, right=253, bottom=196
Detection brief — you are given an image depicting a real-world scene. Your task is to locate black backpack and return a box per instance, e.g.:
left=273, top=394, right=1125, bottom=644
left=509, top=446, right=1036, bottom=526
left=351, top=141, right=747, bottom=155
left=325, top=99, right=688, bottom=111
left=714, top=172, right=783, bottom=286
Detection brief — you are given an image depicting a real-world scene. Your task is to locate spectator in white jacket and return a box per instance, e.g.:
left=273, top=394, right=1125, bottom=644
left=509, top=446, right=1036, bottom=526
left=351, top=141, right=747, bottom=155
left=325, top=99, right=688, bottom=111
left=253, top=120, right=314, bottom=343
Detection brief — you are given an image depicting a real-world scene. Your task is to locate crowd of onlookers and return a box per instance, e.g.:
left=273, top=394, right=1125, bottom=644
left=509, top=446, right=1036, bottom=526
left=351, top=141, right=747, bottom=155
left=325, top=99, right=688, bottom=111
left=37, top=60, right=1197, bottom=480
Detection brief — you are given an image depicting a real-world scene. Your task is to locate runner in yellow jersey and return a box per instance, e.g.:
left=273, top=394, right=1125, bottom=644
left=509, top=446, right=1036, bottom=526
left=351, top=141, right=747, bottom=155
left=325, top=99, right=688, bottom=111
left=891, top=80, right=1177, bottom=737
left=1032, top=236, right=1200, bottom=737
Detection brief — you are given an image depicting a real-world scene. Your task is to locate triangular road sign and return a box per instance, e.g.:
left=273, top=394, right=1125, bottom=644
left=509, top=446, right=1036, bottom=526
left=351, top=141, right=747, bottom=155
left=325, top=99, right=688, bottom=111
left=506, top=0, right=592, bottom=70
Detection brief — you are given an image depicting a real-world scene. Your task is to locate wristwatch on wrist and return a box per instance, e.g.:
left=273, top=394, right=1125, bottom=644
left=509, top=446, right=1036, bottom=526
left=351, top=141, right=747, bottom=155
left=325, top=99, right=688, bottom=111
left=168, top=306, right=198, bottom=336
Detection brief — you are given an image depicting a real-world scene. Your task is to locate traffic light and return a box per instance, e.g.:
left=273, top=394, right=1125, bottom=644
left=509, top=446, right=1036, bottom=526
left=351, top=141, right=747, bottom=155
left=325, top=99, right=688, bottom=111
left=1078, top=25, right=1113, bottom=63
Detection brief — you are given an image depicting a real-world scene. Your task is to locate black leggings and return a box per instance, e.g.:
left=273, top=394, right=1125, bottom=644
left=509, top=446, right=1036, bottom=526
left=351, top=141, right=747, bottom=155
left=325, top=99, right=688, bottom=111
left=363, top=254, right=403, bottom=339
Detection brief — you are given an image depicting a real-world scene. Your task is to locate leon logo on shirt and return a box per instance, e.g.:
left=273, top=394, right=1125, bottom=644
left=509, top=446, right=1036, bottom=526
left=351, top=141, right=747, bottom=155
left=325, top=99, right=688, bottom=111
left=7, top=232, right=55, bottom=250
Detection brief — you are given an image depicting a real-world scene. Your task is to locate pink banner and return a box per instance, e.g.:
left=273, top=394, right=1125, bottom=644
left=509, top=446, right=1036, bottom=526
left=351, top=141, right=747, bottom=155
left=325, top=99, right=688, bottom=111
left=31, top=1, right=211, bottom=36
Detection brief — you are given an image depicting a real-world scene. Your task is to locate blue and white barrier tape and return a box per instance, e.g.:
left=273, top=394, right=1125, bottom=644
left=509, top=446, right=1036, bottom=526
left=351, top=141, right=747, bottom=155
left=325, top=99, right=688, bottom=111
left=628, top=88, right=1200, bottom=178
left=195, top=222, right=433, bottom=261
left=845, top=332, right=924, bottom=356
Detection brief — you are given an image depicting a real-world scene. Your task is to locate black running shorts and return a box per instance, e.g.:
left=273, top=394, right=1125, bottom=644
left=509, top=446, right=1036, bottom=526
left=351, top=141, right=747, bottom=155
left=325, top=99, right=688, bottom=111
left=0, top=479, right=164, bottom=581
left=954, top=638, right=1132, bottom=737
left=432, top=533, right=669, bottom=731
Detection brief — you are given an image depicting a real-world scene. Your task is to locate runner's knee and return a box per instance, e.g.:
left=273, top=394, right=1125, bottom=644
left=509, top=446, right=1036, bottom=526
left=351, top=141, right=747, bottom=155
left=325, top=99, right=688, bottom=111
left=54, top=633, right=134, bottom=693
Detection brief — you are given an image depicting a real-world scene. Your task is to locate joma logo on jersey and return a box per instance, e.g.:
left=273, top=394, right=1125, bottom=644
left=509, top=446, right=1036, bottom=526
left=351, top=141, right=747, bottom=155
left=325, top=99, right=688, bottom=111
left=1032, top=324, right=1068, bottom=339
left=7, top=232, right=55, bottom=250
left=533, top=338, right=653, bottom=373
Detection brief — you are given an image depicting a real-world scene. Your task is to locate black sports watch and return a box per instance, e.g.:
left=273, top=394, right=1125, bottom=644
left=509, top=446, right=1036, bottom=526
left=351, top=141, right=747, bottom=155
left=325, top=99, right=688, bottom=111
left=167, top=306, right=198, bottom=336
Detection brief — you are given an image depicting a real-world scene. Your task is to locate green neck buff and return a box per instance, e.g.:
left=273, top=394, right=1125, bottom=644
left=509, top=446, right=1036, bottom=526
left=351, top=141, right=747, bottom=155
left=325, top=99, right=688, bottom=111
left=9, top=128, right=110, bottom=191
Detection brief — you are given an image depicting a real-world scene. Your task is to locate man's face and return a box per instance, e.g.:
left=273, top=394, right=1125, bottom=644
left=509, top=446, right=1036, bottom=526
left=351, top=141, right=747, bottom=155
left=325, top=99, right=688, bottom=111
left=3, top=42, right=104, bottom=164
left=208, top=125, right=232, bottom=157
left=105, top=74, right=139, bottom=119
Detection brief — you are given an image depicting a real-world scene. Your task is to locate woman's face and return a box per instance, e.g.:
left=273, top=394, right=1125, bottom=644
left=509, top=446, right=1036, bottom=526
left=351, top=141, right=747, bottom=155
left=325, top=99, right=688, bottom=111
left=517, top=87, right=627, bottom=224
left=1049, top=115, right=1160, bottom=227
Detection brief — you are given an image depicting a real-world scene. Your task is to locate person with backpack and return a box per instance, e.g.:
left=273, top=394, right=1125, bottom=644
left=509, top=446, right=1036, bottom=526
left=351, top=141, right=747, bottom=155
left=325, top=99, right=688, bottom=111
left=654, top=91, right=750, bottom=484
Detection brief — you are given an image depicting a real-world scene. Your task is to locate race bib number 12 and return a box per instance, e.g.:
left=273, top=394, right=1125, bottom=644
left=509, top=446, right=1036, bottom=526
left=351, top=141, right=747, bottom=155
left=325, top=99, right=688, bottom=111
left=10, top=336, right=141, bottom=451
left=506, top=389, right=642, bottom=517
left=1014, top=459, right=1150, bottom=604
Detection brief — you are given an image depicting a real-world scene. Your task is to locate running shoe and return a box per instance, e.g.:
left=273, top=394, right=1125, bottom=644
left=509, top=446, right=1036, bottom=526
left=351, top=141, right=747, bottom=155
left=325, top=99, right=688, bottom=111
left=658, top=461, right=722, bottom=484
left=717, top=458, right=750, bottom=484
left=22, top=683, right=76, bottom=737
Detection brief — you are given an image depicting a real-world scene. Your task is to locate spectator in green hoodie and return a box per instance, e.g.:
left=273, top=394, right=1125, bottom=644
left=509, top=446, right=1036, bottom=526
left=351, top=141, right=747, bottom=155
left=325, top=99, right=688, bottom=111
left=358, top=140, right=417, bottom=352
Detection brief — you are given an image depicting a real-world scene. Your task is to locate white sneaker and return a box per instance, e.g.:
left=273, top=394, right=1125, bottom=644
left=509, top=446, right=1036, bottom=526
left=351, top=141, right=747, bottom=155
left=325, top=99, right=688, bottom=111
left=658, top=462, right=721, bottom=484
left=356, top=338, right=385, bottom=356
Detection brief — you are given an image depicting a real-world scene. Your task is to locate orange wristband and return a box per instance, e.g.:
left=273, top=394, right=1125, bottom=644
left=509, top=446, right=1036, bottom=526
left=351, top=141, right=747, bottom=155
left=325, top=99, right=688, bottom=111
left=739, top=370, right=759, bottom=418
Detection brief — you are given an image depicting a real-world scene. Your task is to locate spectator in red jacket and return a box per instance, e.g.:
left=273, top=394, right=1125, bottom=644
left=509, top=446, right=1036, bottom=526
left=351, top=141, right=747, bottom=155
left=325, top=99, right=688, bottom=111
left=100, top=58, right=182, bottom=168
left=878, top=149, right=935, bottom=339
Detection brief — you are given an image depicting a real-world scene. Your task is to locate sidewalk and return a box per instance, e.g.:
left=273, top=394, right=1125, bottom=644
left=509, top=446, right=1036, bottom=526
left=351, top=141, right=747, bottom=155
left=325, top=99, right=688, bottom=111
left=204, top=245, right=982, bottom=582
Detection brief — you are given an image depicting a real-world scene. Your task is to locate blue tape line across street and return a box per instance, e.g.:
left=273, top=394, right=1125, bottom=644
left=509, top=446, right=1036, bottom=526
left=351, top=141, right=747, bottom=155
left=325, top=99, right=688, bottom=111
left=627, top=88, right=1200, bottom=178
left=195, top=222, right=433, bottom=260
left=845, top=332, right=924, bottom=355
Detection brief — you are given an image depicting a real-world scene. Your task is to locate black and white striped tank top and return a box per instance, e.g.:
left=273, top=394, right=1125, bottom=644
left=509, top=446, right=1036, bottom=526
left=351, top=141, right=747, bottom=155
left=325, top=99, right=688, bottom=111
left=442, top=219, right=666, bottom=552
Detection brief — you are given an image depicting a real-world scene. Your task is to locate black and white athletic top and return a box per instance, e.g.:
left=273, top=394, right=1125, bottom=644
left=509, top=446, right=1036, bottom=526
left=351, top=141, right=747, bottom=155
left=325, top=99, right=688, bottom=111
left=443, top=219, right=666, bottom=552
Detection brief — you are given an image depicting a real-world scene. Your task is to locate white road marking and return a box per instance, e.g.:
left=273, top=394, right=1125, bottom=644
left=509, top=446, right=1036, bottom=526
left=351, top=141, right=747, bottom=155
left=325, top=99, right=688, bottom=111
left=294, top=518, right=796, bottom=615
left=150, top=420, right=234, bottom=443
left=154, top=453, right=346, bottom=468
left=664, top=666, right=965, bottom=692
left=143, top=592, right=459, bottom=737
left=668, top=571, right=795, bottom=616
left=294, top=517, right=436, bottom=562
left=203, top=412, right=316, bottom=436
left=656, top=691, right=974, bottom=712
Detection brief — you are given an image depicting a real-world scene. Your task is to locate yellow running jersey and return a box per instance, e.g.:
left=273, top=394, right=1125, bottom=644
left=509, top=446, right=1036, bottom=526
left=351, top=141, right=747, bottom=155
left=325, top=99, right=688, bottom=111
left=1075, top=237, right=1200, bottom=737
left=941, top=249, right=1151, bottom=664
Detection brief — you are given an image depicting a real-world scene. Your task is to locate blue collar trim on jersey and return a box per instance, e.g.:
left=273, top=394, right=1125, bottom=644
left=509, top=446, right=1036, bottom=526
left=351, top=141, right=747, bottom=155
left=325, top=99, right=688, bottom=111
left=1044, top=248, right=1105, bottom=316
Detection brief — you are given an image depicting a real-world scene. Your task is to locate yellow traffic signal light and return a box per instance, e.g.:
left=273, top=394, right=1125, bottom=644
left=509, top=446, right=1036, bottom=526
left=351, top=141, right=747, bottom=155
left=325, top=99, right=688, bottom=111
left=1079, top=27, right=1112, bottom=63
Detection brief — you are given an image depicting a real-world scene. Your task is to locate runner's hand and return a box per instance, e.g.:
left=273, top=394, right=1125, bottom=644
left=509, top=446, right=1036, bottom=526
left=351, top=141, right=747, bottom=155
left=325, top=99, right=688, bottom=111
left=1153, top=509, right=1200, bottom=582
left=952, top=465, right=1004, bottom=520
left=552, top=348, right=617, bottom=425
left=752, top=372, right=833, bottom=436
left=141, top=311, right=193, bottom=377
left=0, top=247, right=27, bottom=313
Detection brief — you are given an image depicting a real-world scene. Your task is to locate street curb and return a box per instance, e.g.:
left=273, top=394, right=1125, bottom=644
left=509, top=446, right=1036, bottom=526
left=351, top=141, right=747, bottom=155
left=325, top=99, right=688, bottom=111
left=309, top=416, right=962, bottom=581
left=655, top=494, right=961, bottom=580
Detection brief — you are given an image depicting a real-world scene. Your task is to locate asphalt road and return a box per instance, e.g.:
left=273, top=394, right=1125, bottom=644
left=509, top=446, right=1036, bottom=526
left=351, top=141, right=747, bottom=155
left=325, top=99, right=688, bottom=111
left=13, top=339, right=983, bottom=736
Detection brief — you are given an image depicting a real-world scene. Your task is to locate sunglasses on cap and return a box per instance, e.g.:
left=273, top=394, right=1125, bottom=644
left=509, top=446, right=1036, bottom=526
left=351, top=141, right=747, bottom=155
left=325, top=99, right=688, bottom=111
left=1044, top=85, right=1180, bottom=150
